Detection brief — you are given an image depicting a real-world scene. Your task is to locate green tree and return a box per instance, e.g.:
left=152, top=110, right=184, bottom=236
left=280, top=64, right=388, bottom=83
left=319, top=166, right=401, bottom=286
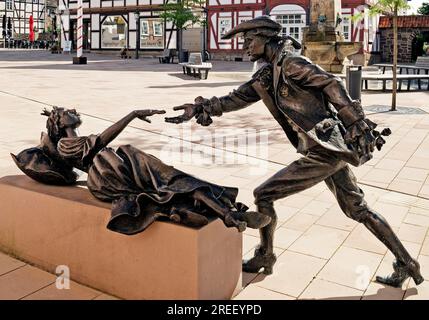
left=417, top=2, right=429, bottom=15
left=160, top=0, right=206, bottom=61
left=355, top=1, right=410, bottom=111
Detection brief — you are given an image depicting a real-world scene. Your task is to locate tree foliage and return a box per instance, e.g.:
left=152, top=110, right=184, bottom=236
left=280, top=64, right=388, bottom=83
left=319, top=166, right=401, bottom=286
left=159, top=0, right=206, bottom=30
left=366, top=0, right=410, bottom=16
left=364, top=1, right=410, bottom=111
left=417, top=2, right=429, bottom=15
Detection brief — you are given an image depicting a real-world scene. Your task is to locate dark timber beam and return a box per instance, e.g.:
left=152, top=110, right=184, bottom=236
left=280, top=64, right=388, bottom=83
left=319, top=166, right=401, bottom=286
left=69, top=5, right=165, bottom=15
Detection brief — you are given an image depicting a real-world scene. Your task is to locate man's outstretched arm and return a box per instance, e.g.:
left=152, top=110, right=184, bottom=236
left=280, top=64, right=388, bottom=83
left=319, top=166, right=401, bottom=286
left=165, top=79, right=261, bottom=126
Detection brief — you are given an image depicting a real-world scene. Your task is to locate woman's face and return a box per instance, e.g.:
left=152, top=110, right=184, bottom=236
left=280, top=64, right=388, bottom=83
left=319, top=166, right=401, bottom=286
left=59, top=109, right=82, bottom=129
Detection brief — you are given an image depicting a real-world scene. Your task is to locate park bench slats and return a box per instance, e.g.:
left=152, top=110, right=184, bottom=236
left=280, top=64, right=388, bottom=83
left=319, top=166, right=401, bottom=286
left=179, top=53, right=212, bottom=80
left=339, top=74, right=429, bottom=91
left=367, top=57, right=429, bottom=91
left=158, top=49, right=177, bottom=64
left=373, top=57, right=429, bottom=89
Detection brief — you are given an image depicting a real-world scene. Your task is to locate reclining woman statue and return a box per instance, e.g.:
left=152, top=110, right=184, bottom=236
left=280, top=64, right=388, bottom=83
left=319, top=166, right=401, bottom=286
left=11, top=107, right=271, bottom=235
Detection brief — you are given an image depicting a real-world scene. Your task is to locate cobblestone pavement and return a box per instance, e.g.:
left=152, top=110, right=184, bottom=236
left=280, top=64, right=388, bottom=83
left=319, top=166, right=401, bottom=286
left=0, top=49, right=428, bottom=300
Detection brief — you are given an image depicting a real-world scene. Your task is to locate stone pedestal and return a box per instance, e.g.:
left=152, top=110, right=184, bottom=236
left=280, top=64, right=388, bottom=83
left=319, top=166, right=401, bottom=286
left=0, top=175, right=242, bottom=300
left=73, top=56, right=87, bottom=64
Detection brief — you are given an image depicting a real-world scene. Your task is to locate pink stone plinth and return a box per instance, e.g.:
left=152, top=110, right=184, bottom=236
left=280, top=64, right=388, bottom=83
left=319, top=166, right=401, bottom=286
left=0, top=175, right=242, bottom=300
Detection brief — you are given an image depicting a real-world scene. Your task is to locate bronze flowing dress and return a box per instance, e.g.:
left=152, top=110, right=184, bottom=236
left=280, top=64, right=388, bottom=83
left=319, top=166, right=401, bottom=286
left=12, top=132, right=243, bottom=235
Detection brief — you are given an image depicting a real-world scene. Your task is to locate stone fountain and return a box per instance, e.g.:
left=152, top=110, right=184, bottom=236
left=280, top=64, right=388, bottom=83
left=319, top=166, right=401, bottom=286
left=302, top=0, right=362, bottom=73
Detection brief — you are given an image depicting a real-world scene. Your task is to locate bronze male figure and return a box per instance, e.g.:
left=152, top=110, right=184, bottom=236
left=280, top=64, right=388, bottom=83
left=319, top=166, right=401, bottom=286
left=165, top=16, right=423, bottom=288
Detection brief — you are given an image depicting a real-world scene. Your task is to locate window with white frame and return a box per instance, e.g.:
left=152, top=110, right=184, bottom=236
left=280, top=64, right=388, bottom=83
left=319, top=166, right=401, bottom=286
left=6, top=0, right=13, bottom=10
left=275, top=14, right=305, bottom=42
left=218, top=17, right=232, bottom=41
left=341, top=14, right=351, bottom=42
left=141, top=20, right=149, bottom=36
left=153, top=21, right=162, bottom=37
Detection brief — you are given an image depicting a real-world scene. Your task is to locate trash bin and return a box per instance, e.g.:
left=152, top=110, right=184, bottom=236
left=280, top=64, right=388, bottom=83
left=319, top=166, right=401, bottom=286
left=346, top=65, right=362, bottom=101
left=179, top=50, right=189, bottom=63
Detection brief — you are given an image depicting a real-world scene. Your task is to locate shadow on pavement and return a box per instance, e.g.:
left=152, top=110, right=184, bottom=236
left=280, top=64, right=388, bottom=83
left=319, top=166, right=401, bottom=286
left=245, top=272, right=419, bottom=300
left=149, top=80, right=244, bottom=88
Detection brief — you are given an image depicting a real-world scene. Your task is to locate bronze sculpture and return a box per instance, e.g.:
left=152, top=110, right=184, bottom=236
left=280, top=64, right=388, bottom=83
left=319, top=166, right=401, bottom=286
left=11, top=107, right=271, bottom=235
left=165, top=16, right=423, bottom=288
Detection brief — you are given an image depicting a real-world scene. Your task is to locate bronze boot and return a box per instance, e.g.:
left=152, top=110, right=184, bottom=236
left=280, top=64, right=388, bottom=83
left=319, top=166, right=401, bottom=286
left=242, top=245, right=277, bottom=275
left=376, top=259, right=424, bottom=288
left=242, top=200, right=277, bottom=274
left=363, top=210, right=424, bottom=287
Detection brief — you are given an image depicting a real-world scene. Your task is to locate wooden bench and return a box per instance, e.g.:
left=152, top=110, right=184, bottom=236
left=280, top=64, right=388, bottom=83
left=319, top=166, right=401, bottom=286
left=339, top=73, right=429, bottom=91
left=179, top=53, right=213, bottom=80
left=158, top=49, right=177, bottom=63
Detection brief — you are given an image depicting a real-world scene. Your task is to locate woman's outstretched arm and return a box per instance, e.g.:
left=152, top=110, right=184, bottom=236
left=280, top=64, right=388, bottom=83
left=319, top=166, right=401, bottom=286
left=98, top=109, right=166, bottom=149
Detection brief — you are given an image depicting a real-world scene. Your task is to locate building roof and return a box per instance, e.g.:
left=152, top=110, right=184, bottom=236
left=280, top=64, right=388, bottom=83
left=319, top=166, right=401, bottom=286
left=379, top=15, right=429, bottom=28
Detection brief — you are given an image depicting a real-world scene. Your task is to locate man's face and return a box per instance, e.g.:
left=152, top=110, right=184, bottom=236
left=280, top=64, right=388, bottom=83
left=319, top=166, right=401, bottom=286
left=243, top=33, right=267, bottom=62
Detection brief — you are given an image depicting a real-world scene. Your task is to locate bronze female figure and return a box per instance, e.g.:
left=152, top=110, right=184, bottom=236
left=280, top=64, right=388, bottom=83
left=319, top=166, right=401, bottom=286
left=11, top=107, right=271, bottom=235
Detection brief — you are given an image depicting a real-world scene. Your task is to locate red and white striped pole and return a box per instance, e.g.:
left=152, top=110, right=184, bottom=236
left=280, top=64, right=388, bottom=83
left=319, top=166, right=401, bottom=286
left=73, top=0, right=86, bottom=64
left=77, top=0, right=83, bottom=58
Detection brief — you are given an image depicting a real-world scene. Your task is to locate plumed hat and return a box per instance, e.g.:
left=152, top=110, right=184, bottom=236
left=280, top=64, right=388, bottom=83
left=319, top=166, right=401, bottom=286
left=221, top=15, right=282, bottom=40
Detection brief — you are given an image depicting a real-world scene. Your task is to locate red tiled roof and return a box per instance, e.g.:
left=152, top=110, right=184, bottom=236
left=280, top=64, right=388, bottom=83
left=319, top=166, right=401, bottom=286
left=379, top=15, right=429, bottom=28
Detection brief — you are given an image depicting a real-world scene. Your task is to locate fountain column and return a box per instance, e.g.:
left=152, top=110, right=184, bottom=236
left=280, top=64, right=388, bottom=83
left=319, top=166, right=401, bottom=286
left=302, top=0, right=362, bottom=73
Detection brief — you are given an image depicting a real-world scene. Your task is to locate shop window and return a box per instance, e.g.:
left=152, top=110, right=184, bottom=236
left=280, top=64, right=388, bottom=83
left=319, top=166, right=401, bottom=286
left=140, top=18, right=164, bottom=49
left=101, top=15, right=127, bottom=48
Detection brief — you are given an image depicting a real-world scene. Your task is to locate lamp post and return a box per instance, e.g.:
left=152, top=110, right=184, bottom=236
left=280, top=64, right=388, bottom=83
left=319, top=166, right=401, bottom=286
left=49, top=11, right=55, bottom=42
left=7, top=16, right=11, bottom=48
left=3, top=0, right=7, bottom=49
left=2, top=15, right=6, bottom=48
left=57, top=7, right=70, bottom=49
left=134, top=11, right=139, bottom=59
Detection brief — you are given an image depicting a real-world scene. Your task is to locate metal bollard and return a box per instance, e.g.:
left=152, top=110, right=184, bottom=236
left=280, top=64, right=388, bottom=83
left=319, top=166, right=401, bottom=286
left=346, top=65, right=362, bottom=100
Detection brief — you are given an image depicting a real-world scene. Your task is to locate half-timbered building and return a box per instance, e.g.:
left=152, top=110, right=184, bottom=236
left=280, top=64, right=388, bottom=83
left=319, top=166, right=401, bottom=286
left=207, top=0, right=380, bottom=63
left=59, top=0, right=182, bottom=51
left=1, top=0, right=48, bottom=39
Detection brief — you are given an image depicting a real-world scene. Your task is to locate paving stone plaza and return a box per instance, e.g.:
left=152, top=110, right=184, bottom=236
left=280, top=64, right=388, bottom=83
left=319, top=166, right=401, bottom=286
left=0, top=49, right=429, bottom=300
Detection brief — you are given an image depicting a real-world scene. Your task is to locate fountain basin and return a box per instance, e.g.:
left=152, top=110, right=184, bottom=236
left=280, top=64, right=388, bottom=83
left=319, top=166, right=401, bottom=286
left=303, top=41, right=363, bottom=73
